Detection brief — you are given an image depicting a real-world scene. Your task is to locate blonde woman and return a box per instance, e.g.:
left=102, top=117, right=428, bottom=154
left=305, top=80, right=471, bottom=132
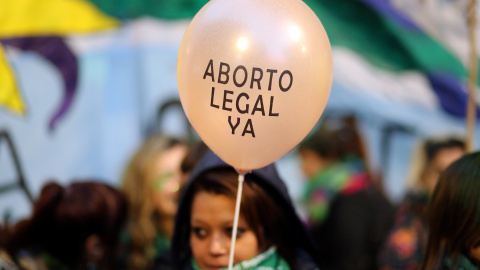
left=122, top=135, right=187, bottom=270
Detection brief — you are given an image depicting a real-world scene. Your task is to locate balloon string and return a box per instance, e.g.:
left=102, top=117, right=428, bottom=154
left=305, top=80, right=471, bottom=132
left=228, top=172, right=245, bottom=270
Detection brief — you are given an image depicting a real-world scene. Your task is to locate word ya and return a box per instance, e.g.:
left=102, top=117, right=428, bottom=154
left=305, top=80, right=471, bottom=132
left=228, top=116, right=255, bottom=137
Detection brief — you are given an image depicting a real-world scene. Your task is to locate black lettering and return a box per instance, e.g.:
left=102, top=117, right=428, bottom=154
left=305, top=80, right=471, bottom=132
left=222, top=90, right=233, bottom=111
left=233, top=65, right=248, bottom=87
left=250, top=67, right=263, bottom=90
left=279, top=70, right=293, bottom=92
left=218, top=62, right=230, bottom=84
left=236, top=93, right=250, bottom=114
left=266, top=69, right=277, bottom=91
left=268, top=96, right=279, bottom=116
left=242, top=119, right=255, bottom=137
left=203, top=59, right=215, bottom=82
left=228, top=116, right=240, bottom=134
left=251, top=95, right=265, bottom=116
left=210, top=87, right=219, bottom=108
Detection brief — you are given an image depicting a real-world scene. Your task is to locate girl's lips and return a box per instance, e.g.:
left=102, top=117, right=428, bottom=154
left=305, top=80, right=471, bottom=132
left=205, top=264, right=227, bottom=270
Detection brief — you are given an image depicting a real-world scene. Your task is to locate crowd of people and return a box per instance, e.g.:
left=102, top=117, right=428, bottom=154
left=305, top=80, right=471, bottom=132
left=1, top=115, right=479, bottom=270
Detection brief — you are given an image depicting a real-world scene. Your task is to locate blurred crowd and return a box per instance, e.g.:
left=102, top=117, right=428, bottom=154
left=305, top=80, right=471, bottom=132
left=0, top=115, right=479, bottom=270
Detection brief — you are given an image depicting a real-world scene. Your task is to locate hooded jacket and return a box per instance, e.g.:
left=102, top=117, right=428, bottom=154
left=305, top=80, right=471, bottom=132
left=168, top=151, right=320, bottom=270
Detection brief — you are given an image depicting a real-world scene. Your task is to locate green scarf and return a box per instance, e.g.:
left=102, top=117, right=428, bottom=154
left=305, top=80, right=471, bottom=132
left=303, top=158, right=369, bottom=224
left=192, top=246, right=290, bottom=270
left=443, top=254, right=478, bottom=270
left=154, top=231, right=171, bottom=256
left=43, top=252, right=103, bottom=270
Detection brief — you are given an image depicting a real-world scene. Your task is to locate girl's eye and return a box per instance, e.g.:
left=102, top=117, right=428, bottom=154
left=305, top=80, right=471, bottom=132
left=191, top=227, right=208, bottom=239
left=226, top=227, right=246, bottom=238
left=475, top=240, right=480, bottom=248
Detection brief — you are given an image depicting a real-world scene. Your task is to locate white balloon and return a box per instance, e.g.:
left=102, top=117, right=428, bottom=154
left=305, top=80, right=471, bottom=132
left=178, top=0, right=333, bottom=170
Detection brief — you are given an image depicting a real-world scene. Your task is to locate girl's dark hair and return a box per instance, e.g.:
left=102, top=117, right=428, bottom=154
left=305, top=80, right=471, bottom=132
left=299, top=114, right=380, bottom=188
left=422, top=152, right=480, bottom=269
left=181, top=141, right=209, bottom=174
left=6, top=181, right=127, bottom=269
left=190, top=168, right=297, bottom=267
left=299, top=114, right=367, bottom=162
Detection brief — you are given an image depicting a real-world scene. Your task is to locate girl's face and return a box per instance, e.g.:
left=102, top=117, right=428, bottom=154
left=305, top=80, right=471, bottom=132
left=469, top=243, right=480, bottom=265
left=423, top=147, right=464, bottom=194
left=299, top=149, right=330, bottom=179
left=190, top=191, right=259, bottom=269
left=151, top=145, right=187, bottom=217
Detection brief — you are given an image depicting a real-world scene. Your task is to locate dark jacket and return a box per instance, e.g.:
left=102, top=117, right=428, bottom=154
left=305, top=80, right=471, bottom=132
left=168, top=151, right=320, bottom=270
left=378, top=192, right=428, bottom=270
left=312, top=186, right=394, bottom=270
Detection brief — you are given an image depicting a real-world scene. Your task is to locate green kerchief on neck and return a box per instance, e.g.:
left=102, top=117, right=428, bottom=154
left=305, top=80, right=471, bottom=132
left=191, top=246, right=290, bottom=270
left=443, top=254, right=478, bottom=270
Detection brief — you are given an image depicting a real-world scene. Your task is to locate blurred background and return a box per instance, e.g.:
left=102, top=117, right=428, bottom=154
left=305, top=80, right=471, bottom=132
left=1, top=0, right=479, bottom=223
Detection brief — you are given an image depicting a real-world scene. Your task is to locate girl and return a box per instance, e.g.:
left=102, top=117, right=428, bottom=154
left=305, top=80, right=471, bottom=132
left=379, top=138, right=465, bottom=269
left=422, top=151, right=480, bottom=269
left=122, top=135, right=187, bottom=269
left=2, top=181, right=127, bottom=270
left=298, top=115, right=394, bottom=270
left=170, top=151, right=320, bottom=270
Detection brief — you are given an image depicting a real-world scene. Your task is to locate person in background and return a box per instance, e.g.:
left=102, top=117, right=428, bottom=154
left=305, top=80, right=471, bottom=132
left=378, top=138, right=465, bottom=270
left=298, top=114, right=394, bottom=270
left=169, top=151, right=320, bottom=270
left=421, top=151, right=480, bottom=269
left=121, top=135, right=187, bottom=269
left=1, top=180, right=127, bottom=270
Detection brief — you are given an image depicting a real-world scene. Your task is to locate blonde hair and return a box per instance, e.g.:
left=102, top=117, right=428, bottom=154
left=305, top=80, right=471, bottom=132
left=122, top=135, right=183, bottom=269
left=405, top=139, right=428, bottom=191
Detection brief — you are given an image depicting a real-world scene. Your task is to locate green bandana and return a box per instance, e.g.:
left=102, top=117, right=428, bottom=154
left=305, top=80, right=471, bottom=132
left=154, top=231, right=171, bottom=256
left=192, top=246, right=290, bottom=270
left=443, top=254, right=478, bottom=270
left=303, top=158, right=368, bottom=224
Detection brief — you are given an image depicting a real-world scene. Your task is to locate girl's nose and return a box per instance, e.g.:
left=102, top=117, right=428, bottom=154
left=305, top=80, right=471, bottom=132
left=208, top=232, right=228, bottom=256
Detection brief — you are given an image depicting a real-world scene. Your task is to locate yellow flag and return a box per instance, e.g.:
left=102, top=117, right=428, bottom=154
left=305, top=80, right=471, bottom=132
left=0, top=45, right=26, bottom=115
left=0, top=0, right=118, bottom=37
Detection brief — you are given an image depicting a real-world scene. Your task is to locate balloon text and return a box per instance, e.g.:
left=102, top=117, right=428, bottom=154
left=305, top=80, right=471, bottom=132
left=203, top=59, right=293, bottom=92
left=204, top=59, right=288, bottom=138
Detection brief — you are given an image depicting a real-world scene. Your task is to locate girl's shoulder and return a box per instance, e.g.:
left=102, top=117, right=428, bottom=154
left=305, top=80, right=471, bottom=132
left=0, top=250, right=19, bottom=270
left=295, top=249, right=320, bottom=270
left=0, top=249, right=48, bottom=270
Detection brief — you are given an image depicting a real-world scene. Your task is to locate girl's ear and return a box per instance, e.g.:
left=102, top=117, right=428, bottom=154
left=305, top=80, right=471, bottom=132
left=84, top=234, right=105, bottom=264
left=258, top=226, right=269, bottom=252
